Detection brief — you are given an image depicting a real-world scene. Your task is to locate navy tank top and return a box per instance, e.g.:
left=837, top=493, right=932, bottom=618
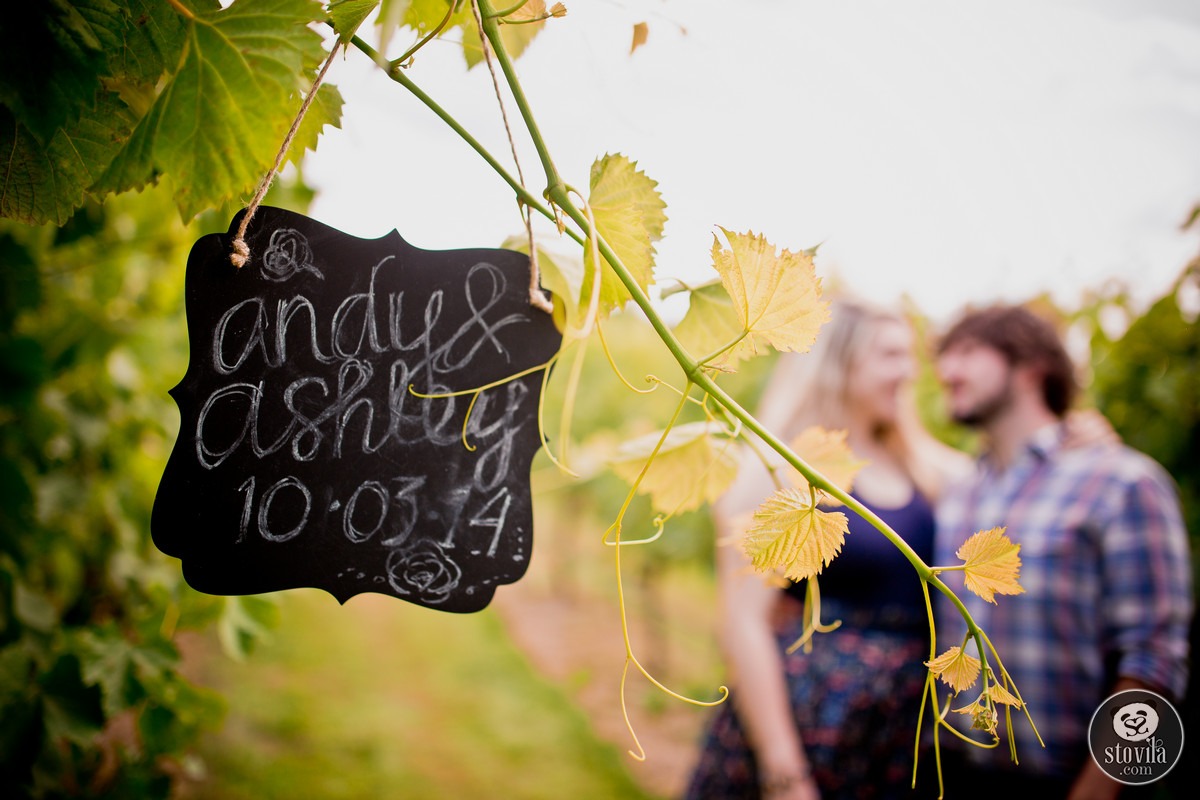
left=785, top=489, right=936, bottom=628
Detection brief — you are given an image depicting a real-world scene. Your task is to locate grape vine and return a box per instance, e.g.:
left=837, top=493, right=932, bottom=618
left=332, top=2, right=1041, bottom=790
left=0, top=1, right=1046, bottom=795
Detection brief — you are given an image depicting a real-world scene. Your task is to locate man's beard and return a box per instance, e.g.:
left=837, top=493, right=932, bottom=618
left=951, top=370, right=1015, bottom=428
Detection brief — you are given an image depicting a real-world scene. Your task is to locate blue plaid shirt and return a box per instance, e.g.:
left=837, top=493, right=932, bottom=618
left=934, top=423, right=1192, bottom=778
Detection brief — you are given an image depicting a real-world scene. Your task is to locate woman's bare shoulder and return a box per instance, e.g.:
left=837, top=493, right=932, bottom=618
left=913, top=436, right=974, bottom=499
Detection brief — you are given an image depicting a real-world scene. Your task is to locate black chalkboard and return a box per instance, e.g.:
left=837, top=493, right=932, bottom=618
left=152, top=207, right=562, bottom=613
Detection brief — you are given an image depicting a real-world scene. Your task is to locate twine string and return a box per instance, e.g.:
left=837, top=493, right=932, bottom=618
left=230, top=42, right=343, bottom=268
left=469, top=1, right=554, bottom=314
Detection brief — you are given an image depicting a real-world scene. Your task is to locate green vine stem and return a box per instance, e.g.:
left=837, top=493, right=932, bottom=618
left=391, top=0, right=459, bottom=68
left=472, top=2, right=566, bottom=200
left=350, top=0, right=991, bottom=661
left=345, top=4, right=1011, bottom=756
left=489, top=0, right=531, bottom=18
left=693, top=329, right=750, bottom=369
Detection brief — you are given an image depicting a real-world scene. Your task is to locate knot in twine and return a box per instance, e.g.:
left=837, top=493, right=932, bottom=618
left=230, top=237, right=251, bottom=268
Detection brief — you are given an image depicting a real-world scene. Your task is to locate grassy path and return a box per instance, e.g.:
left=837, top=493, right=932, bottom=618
left=180, top=590, right=656, bottom=800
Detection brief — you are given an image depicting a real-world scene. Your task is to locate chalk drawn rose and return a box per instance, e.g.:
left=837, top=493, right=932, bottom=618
left=261, top=228, right=323, bottom=282
left=386, top=539, right=462, bottom=605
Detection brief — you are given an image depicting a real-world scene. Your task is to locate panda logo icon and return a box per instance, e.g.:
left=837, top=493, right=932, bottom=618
left=1112, top=701, right=1160, bottom=742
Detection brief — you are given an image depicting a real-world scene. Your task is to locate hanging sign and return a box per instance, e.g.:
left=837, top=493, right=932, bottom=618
left=152, top=207, right=561, bottom=613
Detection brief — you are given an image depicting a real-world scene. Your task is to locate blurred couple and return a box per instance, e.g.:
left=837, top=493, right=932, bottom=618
left=685, top=300, right=1192, bottom=799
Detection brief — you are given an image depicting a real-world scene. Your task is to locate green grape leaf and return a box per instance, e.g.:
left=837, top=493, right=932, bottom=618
left=461, top=0, right=551, bottom=69
left=396, top=0, right=470, bottom=64
left=381, top=1, right=471, bottom=66
left=0, top=0, right=114, bottom=144
left=137, top=676, right=226, bottom=757
left=0, top=644, right=36, bottom=702
left=712, top=227, right=829, bottom=360
left=610, top=421, right=739, bottom=514
left=586, top=153, right=667, bottom=314
left=107, top=0, right=195, bottom=84
left=925, top=646, right=982, bottom=693
left=0, top=0, right=196, bottom=224
left=741, top=487, right=849, bottom=581
left=217, top=594, right=280, bottom=662
left=0, top=94, right=137, bottom=226
left=77, top=629, right=147, bottom=717
left=286, top=83, right=345, bottom=166
left=0, top=235, right=41, bottom=333
left=403, top=0, right=464, bottom=32
left=97, top=0, right=333, bottom=220
left=594, top=153, right=667, bottom=240
left=673, top=280, right=745, bottom=365
left=328, top=0, right=381, bottom=42
left=39, top=654, right=105, bottom=746
left=13, top=580, right=59, bottom=632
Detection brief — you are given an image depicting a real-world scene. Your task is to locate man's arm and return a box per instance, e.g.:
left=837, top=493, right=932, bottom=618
left=1075, top=459, right=1193, bottom=799
left=1067, top=677, right=1156, bottom=800
left=1099, top=460, right=1192, bottom=699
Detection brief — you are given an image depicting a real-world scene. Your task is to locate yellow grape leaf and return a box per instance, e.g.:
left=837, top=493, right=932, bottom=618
left=956, top=527, right=1025, bottom=604
left=741, top=488, right=849, bottom=582
left=673, top=280, right=744, bottom=365
left=513, top=0, right=549, bottom=18
left=989, top=681, right=1022, bottom=708
left=787, top=427, right=868, bottom=501
left=952, top=696, right=999, bottom=736
left=328, top=0, right=382, bottom=43
left=609, top=421, right=738, bottom=514
left=586, top=154, right=667, bottom=315
left=925, top=646, right=982, bottom=693
left=711, top=227, right=830, bottom=360
left=630, top=21, right=648, bottom=54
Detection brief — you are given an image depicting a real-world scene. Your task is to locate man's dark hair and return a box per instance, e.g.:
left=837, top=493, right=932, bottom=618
left=938, top=304, right=1078, bottom=416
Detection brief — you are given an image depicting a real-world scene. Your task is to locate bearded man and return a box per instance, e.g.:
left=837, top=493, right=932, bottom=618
left=932, top=304, right=1191, bottom=798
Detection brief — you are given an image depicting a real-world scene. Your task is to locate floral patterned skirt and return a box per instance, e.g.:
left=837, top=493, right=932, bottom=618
left=683, top=596, right=933, bottom=800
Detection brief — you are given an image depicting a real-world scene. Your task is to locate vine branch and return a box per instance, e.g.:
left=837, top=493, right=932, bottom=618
left=344, top=5, right=1022, bottom=763
left=362, top=1, right=980, bottom=628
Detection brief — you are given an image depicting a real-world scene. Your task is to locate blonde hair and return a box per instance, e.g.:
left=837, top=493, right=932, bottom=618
left=755, top=298, right=948, bottom=501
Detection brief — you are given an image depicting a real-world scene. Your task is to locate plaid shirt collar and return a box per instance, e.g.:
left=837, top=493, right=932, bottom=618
left=977, top=420, right=1064, bottom=476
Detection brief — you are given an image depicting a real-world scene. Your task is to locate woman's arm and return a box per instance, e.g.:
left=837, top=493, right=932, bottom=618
left=714, top=456, right=819, bottom=798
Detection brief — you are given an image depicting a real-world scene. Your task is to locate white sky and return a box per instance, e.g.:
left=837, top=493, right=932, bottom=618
left=305, top=0, right=1200, bottom=320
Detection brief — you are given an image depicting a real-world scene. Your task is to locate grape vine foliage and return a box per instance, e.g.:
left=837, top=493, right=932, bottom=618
left=0, top=1, right=1041, bottom=794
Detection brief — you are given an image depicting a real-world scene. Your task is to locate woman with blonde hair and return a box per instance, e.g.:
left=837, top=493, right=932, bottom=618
left=685, top=298, right=967, bottom=799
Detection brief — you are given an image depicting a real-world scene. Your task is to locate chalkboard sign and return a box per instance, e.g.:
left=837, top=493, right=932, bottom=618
left=152, top=207, right=562, bottom=613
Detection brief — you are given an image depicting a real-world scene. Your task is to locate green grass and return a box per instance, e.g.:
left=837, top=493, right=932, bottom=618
left=182, top=590, right=657, bottom=800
